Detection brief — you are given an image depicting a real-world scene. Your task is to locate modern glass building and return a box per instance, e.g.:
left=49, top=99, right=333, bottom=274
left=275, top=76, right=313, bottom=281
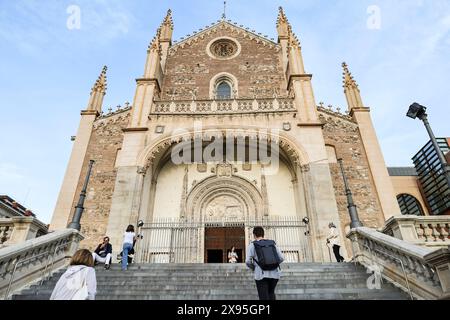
left=412, top=138, right=450, bottom=215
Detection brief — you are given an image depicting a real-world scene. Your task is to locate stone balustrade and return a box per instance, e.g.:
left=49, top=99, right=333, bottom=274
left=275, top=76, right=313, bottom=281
left=382, top=215, right=450, bottom=249
left=151, top=98, right=296, bottom=115
left=347, top=226, right=450, bottom=299
left=0, top=222, right=14, bottom=246
left=0, top=229, right=83, bottom=299
left=0, top=217, right=49, bottom=248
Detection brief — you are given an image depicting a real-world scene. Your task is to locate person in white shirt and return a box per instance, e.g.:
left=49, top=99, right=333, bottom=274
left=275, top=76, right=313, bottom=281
left=50, top=249, right=97, bottom=300
left=326, top=222, right=345, bottom=262
left=122, top=225, right=136, bottom=271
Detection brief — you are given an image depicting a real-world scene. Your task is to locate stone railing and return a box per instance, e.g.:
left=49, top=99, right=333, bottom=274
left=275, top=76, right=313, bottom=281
left=0, top=217, right=49, bottom=248
left=347, top=227, right=450, bottom=300
left=382, top=215, right=450, bottom=249
left=0, top=229, right=83, bottom=299
left=151, top=98, right=296, bottom=115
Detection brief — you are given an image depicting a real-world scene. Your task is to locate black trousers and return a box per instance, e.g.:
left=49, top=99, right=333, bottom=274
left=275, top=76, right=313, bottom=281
left=333, top=245, right=344, bottom=262
left=255, top=278, right=279, bottom=300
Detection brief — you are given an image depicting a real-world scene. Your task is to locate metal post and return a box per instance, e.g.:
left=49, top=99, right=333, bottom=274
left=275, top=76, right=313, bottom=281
left=67, top=160, right=95, bottom=230
left=421, top=114, right=450, bottom=188
left=337, top=158, right=363, bottom=229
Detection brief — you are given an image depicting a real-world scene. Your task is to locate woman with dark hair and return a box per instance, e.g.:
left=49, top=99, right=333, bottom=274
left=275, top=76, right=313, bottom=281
left=121, top=225, right=136, bottom=271
left=228, top=246, right=238, bottom=263
left=50, top=249, right=97, bottom=300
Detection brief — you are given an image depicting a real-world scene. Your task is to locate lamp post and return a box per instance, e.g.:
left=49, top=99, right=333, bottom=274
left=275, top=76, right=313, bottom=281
left=67, top=160, right=95, bottom=231
left=337, top=158, right=363, bottom=229
left=407, top=103, right=450, bottom=188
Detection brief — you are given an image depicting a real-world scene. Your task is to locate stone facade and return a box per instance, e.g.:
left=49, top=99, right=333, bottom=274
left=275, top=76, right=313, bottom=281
left=68, top=109, right=131, bottom=250
left=161, top=23, right=286, bottom=100
left=51, top=8, right=401, bottom=261
left=319, top=109, right=385, bottom=247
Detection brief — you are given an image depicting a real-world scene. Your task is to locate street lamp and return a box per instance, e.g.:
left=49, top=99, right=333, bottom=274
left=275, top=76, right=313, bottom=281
left=337, top=158, right=363, bottom=229
left=67, top=160, right=95, bottom=231
left=407, top=103, right=450, bottom=188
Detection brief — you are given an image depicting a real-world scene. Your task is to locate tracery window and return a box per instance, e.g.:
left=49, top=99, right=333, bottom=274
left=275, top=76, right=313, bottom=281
left=216, top=81, right=232, bottom=100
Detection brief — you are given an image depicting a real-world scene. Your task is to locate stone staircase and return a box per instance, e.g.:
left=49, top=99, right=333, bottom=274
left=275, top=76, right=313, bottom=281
left=11, top=263, right=410, bottom=300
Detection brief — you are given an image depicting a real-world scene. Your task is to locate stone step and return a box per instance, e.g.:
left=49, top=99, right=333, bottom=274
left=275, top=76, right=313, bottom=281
left=98, top=265, right=361, bottom=271
left=24, top=282, right=394, bottom=295
left=13, top=291, right=406, bottom=301
left=34, top=276, right=372, bottom=288
left=17, top=286, right=403, bottom=296
left=12, top=263, right=409, bottom=300
left=30, top=279, right=376, bottom=290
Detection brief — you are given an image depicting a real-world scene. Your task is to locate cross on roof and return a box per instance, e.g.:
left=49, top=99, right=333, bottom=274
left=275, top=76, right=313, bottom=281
left=222, top=1, right=226, bottom=20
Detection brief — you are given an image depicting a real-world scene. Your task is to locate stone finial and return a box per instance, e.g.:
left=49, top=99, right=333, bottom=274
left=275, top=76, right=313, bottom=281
left=276, top=6, right=291, bottom=40
left=87, top=66, right=107, bottom=113
left=277, top=6, right=288, bottom=26
left=159, top=9, right=174, bottom=43
left=91, top=66, right=107, bottom=95
left=342, top=62, right=365, bottom=111
left=342, top=62, right=359, bottom=90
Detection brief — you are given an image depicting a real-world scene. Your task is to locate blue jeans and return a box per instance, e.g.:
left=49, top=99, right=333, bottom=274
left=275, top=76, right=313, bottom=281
left=122, top=243, right=133, bottom=270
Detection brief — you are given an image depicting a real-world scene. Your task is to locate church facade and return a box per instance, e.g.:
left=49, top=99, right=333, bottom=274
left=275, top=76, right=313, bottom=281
left=50, top=8, right=402, bottom=264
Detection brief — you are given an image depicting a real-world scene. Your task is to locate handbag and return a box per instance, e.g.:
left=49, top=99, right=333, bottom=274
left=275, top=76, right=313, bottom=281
left=72, top=268, right=89, bottom=300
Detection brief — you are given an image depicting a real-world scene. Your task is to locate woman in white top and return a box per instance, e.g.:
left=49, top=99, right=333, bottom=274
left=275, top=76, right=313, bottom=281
left=326, top=222, right=345, bottom=262
left=122, top=225, right=136, bottom=270
left=50, top=249, right=97, bottom=300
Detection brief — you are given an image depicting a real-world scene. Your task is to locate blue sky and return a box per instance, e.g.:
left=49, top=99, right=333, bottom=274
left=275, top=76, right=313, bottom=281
left=0, top=0, right=449, bottom=224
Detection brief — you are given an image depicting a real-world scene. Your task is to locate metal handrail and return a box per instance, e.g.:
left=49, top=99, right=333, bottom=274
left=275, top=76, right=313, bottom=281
left=39, top=241, right=70, bottom=286
left=4, top=241, right=69, bottom=300
left=355, top=242, right=414, bottom=300
left=4, top=250, right=50, bottom=300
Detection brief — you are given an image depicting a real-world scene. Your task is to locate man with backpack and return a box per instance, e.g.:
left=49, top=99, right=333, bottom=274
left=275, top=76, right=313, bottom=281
left=245, top=226, right=284, bottom=300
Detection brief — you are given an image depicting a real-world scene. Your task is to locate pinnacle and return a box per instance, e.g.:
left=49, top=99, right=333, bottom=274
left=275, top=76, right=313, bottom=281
left=92, top=65, right=107, bottom=93
left=342, top=62, right=358, bottom=89
left=162, top=8, right=174, bottom=29
left=277, top=6, right=288, bottom=26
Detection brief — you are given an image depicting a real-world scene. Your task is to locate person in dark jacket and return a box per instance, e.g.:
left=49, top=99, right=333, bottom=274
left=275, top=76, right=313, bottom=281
left=92, top=236, right=112, bottom=269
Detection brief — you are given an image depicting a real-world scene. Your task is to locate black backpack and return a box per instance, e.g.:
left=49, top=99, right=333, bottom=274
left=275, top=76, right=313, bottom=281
left=253, top=240, right=282, bottom=271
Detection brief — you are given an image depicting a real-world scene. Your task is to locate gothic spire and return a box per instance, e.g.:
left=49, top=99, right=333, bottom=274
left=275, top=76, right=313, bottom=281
left=276, top=6, right=300, bottom=48
left=276, top=6, right=291, bottom=40
left=342, top=62, right=365, bottom=111
left=159, top=9, right=174, bottom=43
left=91, top=65, right=107, bottom=94
left=342, top=62, right=358, bottom=90
left=87, top=66, right=107, bottom=113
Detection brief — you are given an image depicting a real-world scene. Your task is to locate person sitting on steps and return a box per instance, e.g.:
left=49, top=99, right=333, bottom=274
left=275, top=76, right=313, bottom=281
left=92, top=236, right=113, bottom=270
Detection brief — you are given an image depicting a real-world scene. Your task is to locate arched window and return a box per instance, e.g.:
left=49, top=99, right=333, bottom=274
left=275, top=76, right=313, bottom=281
left=216, top=80, right=232, bottom=100
left=396, top=194, right=424, bottom=216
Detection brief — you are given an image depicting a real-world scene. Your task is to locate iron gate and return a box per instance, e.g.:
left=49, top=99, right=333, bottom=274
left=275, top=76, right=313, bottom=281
left=134, top=216, right=312, bottom=263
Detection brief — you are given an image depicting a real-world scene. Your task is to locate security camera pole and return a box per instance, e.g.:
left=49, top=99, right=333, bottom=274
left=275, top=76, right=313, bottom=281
left=407, top=103, right=450, bottom=189
left=337, top=158, right=363, bottom=229
left=67, top=160, right=95, bottom=231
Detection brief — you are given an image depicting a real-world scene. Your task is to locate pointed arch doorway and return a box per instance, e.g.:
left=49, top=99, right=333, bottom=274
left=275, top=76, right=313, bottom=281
left=185, top=169, right=263, bottom=263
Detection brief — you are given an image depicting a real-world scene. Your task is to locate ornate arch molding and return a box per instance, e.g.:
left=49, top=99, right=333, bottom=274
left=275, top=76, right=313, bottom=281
left=185, top=175, right=264, bottom=221
left=137, top=127, right=310, bottom=173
